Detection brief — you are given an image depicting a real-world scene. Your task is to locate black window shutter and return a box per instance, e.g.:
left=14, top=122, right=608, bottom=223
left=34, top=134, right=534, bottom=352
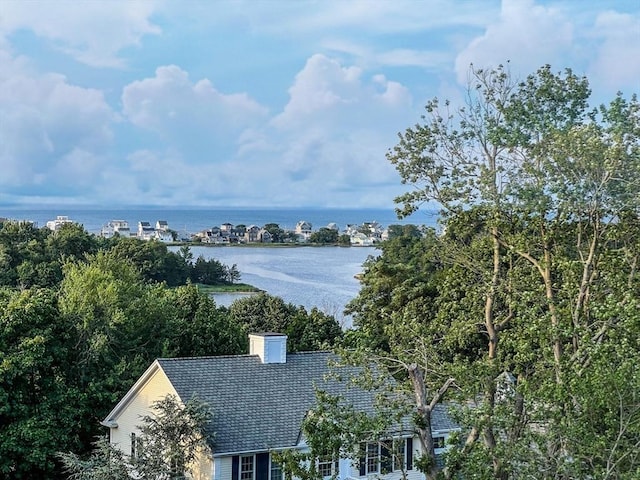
left=232, top=455, right=239, bottom=480
left=256, top=452, right=269, bottom=480
left=359, top=442, right=366, bottom=476
left=406, top=438, right=413, bottom=471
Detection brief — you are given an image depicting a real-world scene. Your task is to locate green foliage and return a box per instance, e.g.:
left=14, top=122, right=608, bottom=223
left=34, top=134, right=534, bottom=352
left=167, top=284, right=245, bottom=357
left=228, top=293, right=343, bottom=352
left=309, top=228, right=339, bottom=244
left=60, top=395, right=212, bottom=480
left=60, top=437, right=130, bottom=480
left=0, top=288, right=81, bottom=478
left=336, top=64, right=640, bottom=479
left=263, top=223, right=285, bottom=243
left=132, top=395, right=213, bottom=479
left=108, top=237, right=189, bottom=287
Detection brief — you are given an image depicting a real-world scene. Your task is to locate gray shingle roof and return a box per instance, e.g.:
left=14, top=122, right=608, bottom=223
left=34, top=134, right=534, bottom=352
left=157, top=352, right=457, bottom=455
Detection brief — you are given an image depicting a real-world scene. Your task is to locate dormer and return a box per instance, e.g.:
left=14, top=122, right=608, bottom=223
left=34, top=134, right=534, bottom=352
left=249, top=333, right=287, bottom=364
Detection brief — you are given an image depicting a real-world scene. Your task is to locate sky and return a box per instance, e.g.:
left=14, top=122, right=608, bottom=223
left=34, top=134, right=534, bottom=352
left=0, top=0, right=638, bottom=209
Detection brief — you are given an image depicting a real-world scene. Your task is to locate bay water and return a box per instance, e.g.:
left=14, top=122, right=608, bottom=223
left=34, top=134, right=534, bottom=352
left=178, top=245, right=377, bottom=328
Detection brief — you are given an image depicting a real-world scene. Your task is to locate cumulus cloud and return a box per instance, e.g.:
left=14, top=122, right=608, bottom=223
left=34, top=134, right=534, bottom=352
left=0, top=0, right=161, bottom=67
left=455, top=0, right=573, bottom=82
left=122, top=65, right=268, bottom=156
left=272, top=54, right=411, bottom=128
left=233, top=54, right=416, bottom=207
left=0, top=51, right=115, bottom=198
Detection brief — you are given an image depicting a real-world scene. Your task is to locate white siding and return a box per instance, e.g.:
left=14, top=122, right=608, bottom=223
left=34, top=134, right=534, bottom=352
left=214, top=456, right=233, bottom=480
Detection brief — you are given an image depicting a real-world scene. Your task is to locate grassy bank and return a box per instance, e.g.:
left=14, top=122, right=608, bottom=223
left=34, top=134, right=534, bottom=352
left=195, top=283, right=262, bottom=294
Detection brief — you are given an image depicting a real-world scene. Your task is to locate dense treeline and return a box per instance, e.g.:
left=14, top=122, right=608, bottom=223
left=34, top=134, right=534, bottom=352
left=0, top=220, right=238, bottom=288
left=0, top=221, right=343, bottom=479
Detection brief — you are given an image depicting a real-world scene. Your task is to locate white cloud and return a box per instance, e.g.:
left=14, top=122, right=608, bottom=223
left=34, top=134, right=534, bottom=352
left=122, top=65, right=268, bottom=150
left=0, top=0, right=161, bottom=67
left=0, top=51, right=115, bottom=193
left=455, top=0, right=573, bottom=83
left=226, top=0, right=494, bottom=35
left=272, top=54, right=412, bottom=129
left=588, top=11, right=640, bottom=91
left=236, top=54, right=416, bottom=207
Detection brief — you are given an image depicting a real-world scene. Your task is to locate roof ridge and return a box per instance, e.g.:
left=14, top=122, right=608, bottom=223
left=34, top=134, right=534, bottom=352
left=157, top=350, right=332, bottom=362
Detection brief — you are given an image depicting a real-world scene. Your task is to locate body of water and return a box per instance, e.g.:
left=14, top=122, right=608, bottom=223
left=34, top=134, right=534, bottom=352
left=176, top=245, right=377, bottom=328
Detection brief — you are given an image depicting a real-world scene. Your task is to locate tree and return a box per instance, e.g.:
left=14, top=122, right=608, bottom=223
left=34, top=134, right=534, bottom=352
left=263, top=223, right=285, bottom=243
left=224, top=263, right=241, bottom=284
left=309, top=227, right=339, bottom=244
left=0, top=287, right=81, bottom=479
left=335, top=64, right=640, bottom=479
left=60, top=395, right=213, bottom=480
left=191, top=255, right=226, bottom=285
left=59, top=437, right=130, bottom=480
left=108, top=237, right=189, bottom=286
left=167, top=284, right=245, bottom=358
left=131, top=395, right=213, bottom=479
left=58, top=252, right=178, bottom=452
left=228, top=293, right=343, bottom=352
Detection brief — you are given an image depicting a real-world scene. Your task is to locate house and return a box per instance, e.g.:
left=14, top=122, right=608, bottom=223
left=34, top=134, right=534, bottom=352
left=101, top=220, right=132, bottom=238
left=156, top=220, right=169, bottom=232
left=102, top=333, right=459, bottom=480
left=45, top=215, right=73, bottom=231
left=295, top=220, right=313, bottom=242
left=244, top=225, right=261, bottom=243
left=137, top=221, right=155, bottom=240
left=350, top=232, right=377, bottom=246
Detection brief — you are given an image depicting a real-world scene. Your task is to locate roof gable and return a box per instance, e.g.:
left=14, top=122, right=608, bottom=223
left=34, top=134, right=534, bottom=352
left=102, top=360, right=179, bottom=427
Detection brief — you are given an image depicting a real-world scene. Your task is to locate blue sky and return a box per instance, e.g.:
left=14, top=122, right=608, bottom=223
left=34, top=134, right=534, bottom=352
left=1, top=0, right=638, bottom=208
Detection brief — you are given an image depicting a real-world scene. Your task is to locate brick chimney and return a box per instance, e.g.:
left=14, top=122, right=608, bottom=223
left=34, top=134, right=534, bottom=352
left=249, top=333, right=288, bottom=364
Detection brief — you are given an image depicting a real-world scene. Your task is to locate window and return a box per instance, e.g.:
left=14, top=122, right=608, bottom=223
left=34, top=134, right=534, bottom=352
left=317, top=456, right=339, bottom=478
left=366, top=442, right=379, bottom=474
left=241, top=455, right=254, bottom=480
left=392, top=438, right=406, bottom=471
left=270, top=459, right=283, bottom=480
left=433, top=436, right=446, bottom=450
left=363, top=438, right=410, bottom=475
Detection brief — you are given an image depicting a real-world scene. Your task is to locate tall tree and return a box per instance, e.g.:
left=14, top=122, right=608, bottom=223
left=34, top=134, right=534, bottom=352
left=0, top=288, right=80, bottom=478
left=345, top=64, right=640, bottom=478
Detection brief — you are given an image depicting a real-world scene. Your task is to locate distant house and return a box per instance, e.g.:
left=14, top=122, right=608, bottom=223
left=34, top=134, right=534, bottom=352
left=350, top=232, right=377, bottom=246
left=137, top=221, right=155, bottom=241
left=326, top=222, right=340, bottom=231
left=295, top=220, right=313, bottom=241
left=45, top=215, right=73, bottom=232
left=244, top=225, right=261, bottom=243
left=258, top=228, right=272, bottom=243
left=101, top=333, right=459, bottom=480
left=244, top=225, right=273, bottom=243
left=101, top=220, right=132, bottom=238
left=156, top=220, right=169, bottom=232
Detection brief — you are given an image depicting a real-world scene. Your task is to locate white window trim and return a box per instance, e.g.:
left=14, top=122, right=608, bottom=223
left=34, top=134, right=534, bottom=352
left=240, top=454, right=255, bottom=480
left=270, top=456, right=283, bottom=480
